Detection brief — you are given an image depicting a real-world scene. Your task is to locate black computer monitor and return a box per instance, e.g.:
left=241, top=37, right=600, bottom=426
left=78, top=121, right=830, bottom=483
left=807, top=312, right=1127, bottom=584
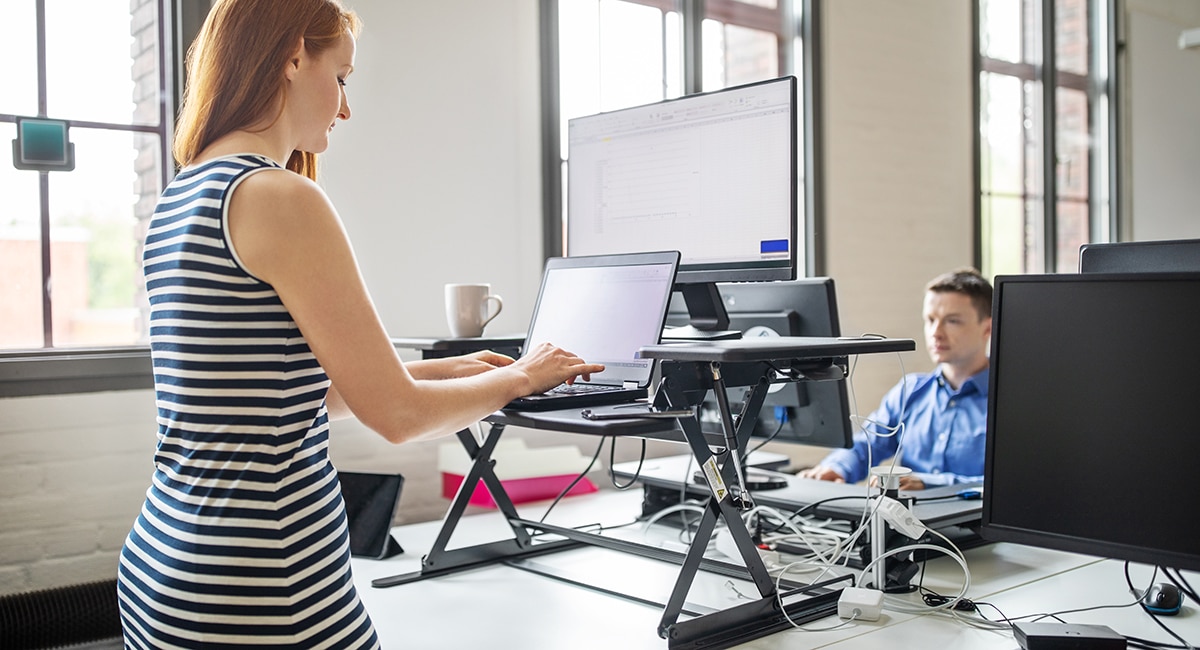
left=565, top=76, right=798, bottom=339
left=981, top=272, right=1200, bottom=571
left=1079, top=238, right=1200, bottom=273
left=665, top=278, right=853, bottom=450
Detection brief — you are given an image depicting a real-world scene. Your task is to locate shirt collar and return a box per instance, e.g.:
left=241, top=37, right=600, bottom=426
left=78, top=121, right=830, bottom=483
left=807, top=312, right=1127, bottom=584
left=936, top=365, right=991, bottom=396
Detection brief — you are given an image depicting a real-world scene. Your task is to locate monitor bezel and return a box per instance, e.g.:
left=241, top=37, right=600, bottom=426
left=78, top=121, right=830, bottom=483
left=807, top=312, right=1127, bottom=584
left=981, top=272, right=1200, bottom=571
left=1079, top=238, right=1200, bottom=273
left=564, top=75, right=799, bottom=286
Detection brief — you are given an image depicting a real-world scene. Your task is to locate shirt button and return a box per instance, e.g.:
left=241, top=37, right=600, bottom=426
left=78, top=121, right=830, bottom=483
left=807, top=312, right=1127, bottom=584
left=948, top=400, right=956, bottom=407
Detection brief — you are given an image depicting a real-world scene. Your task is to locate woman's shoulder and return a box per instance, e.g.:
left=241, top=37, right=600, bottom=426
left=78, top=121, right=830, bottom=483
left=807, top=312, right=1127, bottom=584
left=231, top=163, right=329, bottom=216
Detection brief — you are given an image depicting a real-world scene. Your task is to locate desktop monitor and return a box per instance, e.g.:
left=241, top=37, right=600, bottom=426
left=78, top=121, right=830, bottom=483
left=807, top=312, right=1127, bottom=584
left=1079, top=238, right=1200, bottom=273
left=565, top=76, right=798, bottom=338
left=665, top=278, right=853, bottom=450
left=981, top=272, right=1200, bottom=571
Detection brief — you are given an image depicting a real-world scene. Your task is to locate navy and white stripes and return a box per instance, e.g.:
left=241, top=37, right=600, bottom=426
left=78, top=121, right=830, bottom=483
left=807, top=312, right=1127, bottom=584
left=118, top=155, right=380, bottom=648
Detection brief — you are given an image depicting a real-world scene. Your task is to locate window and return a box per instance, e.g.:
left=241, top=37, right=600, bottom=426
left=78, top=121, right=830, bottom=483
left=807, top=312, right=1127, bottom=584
left=978, top=0, right=1114, bottom=275
left=0, top=0, right=171, bottom=351
left=543, top=0, right=822, bottom=273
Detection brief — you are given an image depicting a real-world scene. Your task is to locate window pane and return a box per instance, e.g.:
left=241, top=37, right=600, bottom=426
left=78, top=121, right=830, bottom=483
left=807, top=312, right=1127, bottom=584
left=0, top=124, right=46, bottom=350
left=0, top=2, right=39, bottom=116
left=981, top=0, right=1026, bottom=63
left=982, top=195, right=1028, bottom=276
left=1056, top=87, right=1088, bottom=201
left=48, top=128, right=156, bottom=347
left=1056, top=0, right=1088, bottom=76
left=45, top=2, right=156, bottom=126
left=1022, top=78, right=1045, bottom=271
left=1056, top=199, right=1088, bottom=272
left=705, top=22, right=779, bottom=89
left=559, top=0, right=680, bottom=159
left=981, top=72, right=1025, bottom=196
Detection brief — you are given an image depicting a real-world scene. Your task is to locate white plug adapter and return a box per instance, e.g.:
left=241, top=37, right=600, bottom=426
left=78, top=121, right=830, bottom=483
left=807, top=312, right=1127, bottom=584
left=838, top=587, right=883, bottom=621
left=875, top=496, right=927, bottom=539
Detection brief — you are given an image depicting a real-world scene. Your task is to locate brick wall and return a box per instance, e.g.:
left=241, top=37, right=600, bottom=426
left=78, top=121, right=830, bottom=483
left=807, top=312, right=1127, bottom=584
left=0, top=391, right=158, bottom=595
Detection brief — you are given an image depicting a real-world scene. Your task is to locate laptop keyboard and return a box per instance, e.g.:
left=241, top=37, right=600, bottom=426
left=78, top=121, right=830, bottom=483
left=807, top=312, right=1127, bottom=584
left=547, top=383, right=618, bottom=395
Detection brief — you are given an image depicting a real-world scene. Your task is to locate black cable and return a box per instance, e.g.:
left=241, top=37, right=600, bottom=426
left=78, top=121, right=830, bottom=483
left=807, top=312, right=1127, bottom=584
left=921, top=591, right=980, bottom=612
left=1125, top=636, right=1191, bottom=650
left=539, top=436, right=607, bottom=523
left=608, top=437, right=646, bottom=490
left=1122, top=562, right=1196, bottom=650
left=1164, top=567, right=1200, bottom=605
left=744, top=415, right=787, bottom=457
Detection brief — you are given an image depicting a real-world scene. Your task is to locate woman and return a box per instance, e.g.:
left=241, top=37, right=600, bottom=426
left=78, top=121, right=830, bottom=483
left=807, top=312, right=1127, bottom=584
left=117, top=0, right=602, bottom=646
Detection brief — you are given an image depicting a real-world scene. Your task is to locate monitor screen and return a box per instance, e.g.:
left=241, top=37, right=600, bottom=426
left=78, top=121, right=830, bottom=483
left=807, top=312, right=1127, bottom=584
left=666, top=278, right=852, bottom=449
left=981, top=273, right=1200, bottom=571
left=1079, top=238, right=1200, bottom=273
left=566, top=77, right=798, bottom=336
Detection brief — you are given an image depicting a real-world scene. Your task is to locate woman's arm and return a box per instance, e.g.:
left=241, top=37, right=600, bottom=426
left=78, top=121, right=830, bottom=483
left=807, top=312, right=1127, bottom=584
left=406, top=350, right=516, bottom=380
left=227, top=170, right=601, bottom=443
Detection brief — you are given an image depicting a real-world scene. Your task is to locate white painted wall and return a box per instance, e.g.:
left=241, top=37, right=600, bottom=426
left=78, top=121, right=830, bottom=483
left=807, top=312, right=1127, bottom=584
left=822, top=0, right=975, bottom=402
left=321, top=0, right=548, bottom=340
left=1125, top=1, right=1200, bottom=240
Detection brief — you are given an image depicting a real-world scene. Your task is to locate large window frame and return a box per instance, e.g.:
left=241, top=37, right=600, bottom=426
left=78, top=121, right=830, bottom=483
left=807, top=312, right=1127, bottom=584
left=975, top=0, right=1119, bottom=276
left=540, top=0, right=824, bottom=275
left=0, top=0, right=212, bottom=396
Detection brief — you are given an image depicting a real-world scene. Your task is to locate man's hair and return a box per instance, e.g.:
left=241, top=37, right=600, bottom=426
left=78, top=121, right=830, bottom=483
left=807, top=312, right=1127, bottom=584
left=173, top=0, right=361, bottom=180
left=926, top=267, right=993, bottom=321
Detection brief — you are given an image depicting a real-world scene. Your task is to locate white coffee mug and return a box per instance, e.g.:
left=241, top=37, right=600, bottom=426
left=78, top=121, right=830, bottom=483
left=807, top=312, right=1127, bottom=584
left=445, top=283, right=503, bottom=338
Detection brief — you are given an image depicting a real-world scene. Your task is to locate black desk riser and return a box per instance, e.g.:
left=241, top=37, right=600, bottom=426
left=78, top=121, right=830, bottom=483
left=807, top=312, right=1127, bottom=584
left=375, top=335, right=915, bottom=650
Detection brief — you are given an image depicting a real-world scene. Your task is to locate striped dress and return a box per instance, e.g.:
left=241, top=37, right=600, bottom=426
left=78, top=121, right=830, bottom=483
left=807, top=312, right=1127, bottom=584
left=118, top=154, right=381, bottom=649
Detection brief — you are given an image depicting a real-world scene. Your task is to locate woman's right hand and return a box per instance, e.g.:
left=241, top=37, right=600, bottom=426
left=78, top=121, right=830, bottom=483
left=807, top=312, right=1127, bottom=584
left=512, top=342, right=606, bottom=395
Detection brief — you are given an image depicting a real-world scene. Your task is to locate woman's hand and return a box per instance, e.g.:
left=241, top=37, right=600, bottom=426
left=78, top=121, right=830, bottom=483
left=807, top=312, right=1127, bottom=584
left=511, top=342, right=605, bottom=395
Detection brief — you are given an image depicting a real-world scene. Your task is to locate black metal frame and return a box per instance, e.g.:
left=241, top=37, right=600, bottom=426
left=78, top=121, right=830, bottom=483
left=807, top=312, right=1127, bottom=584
left=374, top=336, right=914, bottom=648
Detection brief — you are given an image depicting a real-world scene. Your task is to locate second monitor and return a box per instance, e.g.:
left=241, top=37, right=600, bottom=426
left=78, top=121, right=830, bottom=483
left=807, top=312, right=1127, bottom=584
left=665, top=278, right=853, bottom=451
left=566, top=76, right=798, bottom=338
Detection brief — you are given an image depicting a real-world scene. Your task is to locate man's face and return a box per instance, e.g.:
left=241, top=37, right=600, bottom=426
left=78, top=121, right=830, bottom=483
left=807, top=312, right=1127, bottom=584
left=923, top=290, right=992, bottom=369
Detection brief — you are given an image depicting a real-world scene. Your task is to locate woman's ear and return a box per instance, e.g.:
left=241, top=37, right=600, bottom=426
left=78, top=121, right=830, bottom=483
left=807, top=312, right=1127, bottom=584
left=284, top=37, right=306, bottom=81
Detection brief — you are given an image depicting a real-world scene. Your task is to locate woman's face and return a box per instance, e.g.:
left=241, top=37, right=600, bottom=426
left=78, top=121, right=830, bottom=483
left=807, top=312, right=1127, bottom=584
left=289, top=29, right=356, bottom=154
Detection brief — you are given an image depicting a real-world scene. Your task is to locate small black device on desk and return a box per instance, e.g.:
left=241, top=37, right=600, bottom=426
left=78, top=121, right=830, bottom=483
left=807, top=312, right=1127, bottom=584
left=339, top=471, right=405, bottom=560
left=1013, top=622, right=1126, bottom=650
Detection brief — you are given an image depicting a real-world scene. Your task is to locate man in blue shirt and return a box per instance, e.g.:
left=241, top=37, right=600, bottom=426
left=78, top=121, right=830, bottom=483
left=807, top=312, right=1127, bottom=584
left=800, top=268, right=993, bottom=490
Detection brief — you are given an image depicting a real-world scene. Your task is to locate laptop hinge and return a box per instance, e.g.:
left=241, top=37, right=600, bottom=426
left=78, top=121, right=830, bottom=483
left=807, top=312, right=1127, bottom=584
left=623, top=380, right=639, bottom=389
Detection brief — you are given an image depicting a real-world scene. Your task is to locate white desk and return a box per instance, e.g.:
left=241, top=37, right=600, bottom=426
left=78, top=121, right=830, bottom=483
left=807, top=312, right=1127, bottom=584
left=351, top=489, right=1198, bottom=648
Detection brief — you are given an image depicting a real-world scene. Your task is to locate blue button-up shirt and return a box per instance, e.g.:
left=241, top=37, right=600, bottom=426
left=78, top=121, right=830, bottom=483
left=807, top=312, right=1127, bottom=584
left=819, top=366, right=990, bottom=487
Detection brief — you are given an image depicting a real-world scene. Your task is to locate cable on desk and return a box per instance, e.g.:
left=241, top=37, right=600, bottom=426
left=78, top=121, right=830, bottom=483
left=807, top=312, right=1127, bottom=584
left=1124, top=563, right=1198, bottom=650
left=855, top=533, right=971, bottom=616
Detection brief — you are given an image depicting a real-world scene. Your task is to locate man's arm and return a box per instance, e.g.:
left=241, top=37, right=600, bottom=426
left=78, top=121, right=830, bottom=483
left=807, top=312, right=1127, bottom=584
left=801, top=379, right=911, bottom=483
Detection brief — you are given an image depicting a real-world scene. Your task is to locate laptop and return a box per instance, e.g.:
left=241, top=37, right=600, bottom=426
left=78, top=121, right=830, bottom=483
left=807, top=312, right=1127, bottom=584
left=505, top=251, right=680, bottom=411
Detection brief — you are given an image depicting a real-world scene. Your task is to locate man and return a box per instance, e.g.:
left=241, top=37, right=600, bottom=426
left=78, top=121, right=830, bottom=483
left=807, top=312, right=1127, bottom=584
left=800, top=268, right=993, bottom=490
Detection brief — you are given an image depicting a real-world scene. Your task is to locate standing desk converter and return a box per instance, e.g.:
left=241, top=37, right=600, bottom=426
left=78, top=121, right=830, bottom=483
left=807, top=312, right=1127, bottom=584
left=376, top=335, right=914, bottom=649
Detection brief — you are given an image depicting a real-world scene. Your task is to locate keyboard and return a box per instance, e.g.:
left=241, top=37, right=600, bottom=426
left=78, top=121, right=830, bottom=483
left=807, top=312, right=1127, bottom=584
left=546, top=383, right=619, bottom=395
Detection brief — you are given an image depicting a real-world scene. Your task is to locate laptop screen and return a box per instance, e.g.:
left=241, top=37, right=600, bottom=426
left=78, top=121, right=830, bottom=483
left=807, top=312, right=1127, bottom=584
left=524, top=252, right=679, bottom=387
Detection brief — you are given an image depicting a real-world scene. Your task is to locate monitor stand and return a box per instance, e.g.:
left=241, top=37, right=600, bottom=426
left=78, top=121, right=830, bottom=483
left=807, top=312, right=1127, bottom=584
left=662, top=283, right=743, bottom=340
left=692, top=467, right=790, bottom=491
left=662, top=325, right=743, bottom=341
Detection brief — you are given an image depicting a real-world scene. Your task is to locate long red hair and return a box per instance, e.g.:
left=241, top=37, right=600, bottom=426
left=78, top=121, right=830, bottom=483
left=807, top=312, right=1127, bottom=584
left=173, top=0, right=361, bottom=180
